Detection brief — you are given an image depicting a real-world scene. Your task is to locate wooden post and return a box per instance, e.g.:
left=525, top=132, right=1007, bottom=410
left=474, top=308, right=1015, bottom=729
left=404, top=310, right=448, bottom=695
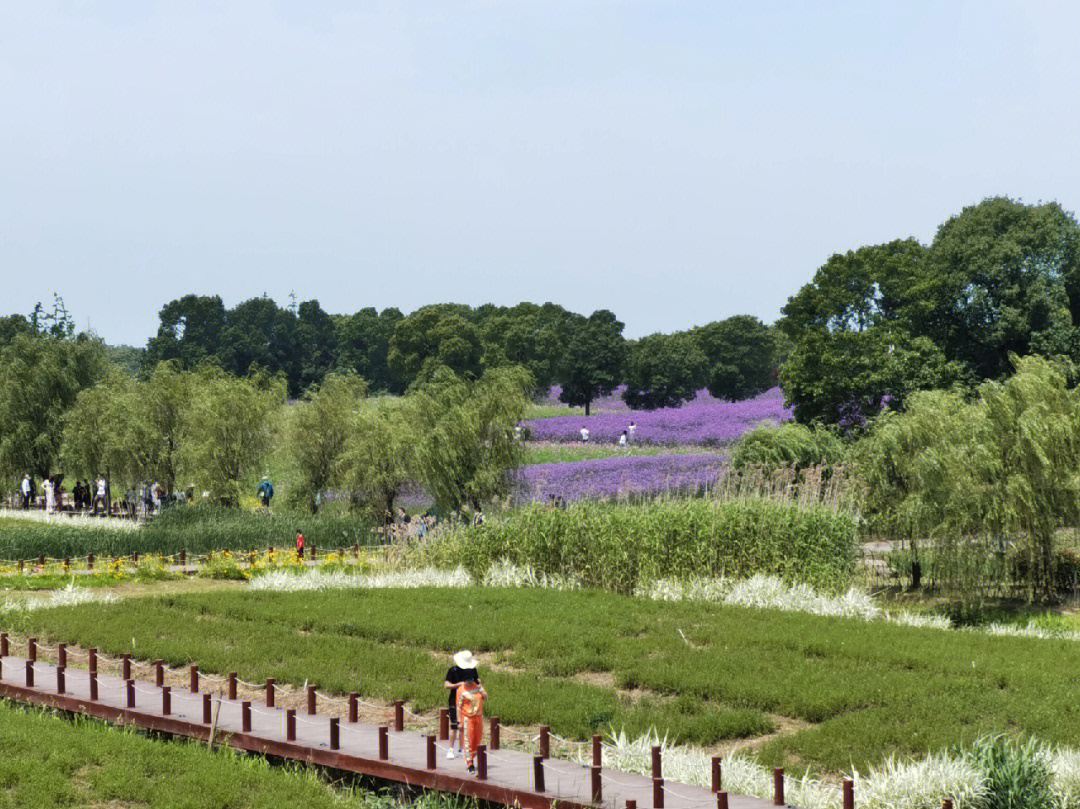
left=477, top=745, right=488, bottom=780
left=438, top=708, right=449, bottom=739
left=241, top=701, right=251, bottom=732
left=394, top=699, right=404, bottom=731
left=330, top=717, right=340, bottom=750
left=348, top=692, right=358, bottom=723
left=712, top=756, right=722, bottom=793
left=126, top=679, right=135, bottom=708
left=592, top=734, right=602, bottom=766
left=773, top=768, right=785, bottom=806
left=0, top=632, right=7, bottom=657
left=89, top=670, right=98, bottom=701
left=942, top=801, right=953, bottom=809
left=627, top=800, right=637, bottom=809
left=17, top=560, right=23, bottom=574
left=426, top=734, right=436, bottom=769
left=56, top=666, right=65, bottom=694
left=843, top=779, right=854, bottom=809
left=651, top=745, right=662, bottom=779
left=202, top=693, right=212, bottom=724
left=533, top=756, right=545, bottom=792
left=179, top=549, right=186, bottom=566
left=228, top=672, right=237, bottom=701
left=653, top=778, right=664, bottom=808
left=718, top=793, right=729, bottom=809
left=88, top=648, right=97, bottom=672
left=378, top=726, right=389, bottom=759
left=307, top=684, right=316, bottom=715
left=266, top=678, right=275, bottom=707
left=37, top=554, right=44, bottom=567
left=24, top=660, right=33, bottom=687
left=27, top=637, right=36, bottom=663
left=490, top=716, right=500, bottom=750
left=121, top=653, right=130, bottom=681
left=539, top=725, right=550, bottom=758
left=591, top=765, right=602, bottom=803
left=337, top=547, right=344, bottom=559
left=286, top=709, right=296, bottom=741
left=132, top=551, right=138, bottom=564
left=162, top=686, right=172, bottom=716
left=87, top=552, right=94, bottom=571
left=58, top=643, right=67, bottom=668
left=63, top=556, right=70, bottom=571
left=190, top=665, right=199, bottom=693
left=155, top=659, right=164, bottom=687
left=353, top=543, right=360, bottom=558
left=310, top=544, right=316, bottom=561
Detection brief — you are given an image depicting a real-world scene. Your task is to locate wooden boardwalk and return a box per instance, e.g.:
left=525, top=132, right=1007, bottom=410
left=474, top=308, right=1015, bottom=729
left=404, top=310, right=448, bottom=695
left=0, top=646, right=785, bottom=809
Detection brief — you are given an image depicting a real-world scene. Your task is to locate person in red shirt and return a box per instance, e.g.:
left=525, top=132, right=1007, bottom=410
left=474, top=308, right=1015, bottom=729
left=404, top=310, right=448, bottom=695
left=456, top=677, right=487, bottom=773
left=295, top=530, right=305, bottom=561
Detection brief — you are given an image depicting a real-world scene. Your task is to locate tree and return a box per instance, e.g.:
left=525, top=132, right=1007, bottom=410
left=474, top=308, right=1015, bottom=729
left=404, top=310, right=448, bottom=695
left=296, top=300, right=338, bottom=393
left=621, top=332, right=706, bottom=410
left=0, top=332, right=107, bottom=483
left=143, top=295, right=227, bottom=371
left=557, top=310, right=625, bottom=415
left=693, top=316, right=779, bottom=401
left=138, top=362, right=194, bottom=497
left=180, top=369, right=284, bottom=506
left=333, top=307, right=402, bottom=392
left=288, top=373, right=368, bottom=512
left=218, top=297, right=303, bottom=394
left=411, top=365, right=531, bottom=512
left=343, top=398, right=416, bottom=522
left=388, top=307, right=483, bottom=388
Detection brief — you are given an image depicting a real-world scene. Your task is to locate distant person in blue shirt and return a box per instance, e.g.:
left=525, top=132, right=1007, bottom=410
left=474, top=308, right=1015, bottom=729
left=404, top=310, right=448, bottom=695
left=257, top=476, right=274, bottom=508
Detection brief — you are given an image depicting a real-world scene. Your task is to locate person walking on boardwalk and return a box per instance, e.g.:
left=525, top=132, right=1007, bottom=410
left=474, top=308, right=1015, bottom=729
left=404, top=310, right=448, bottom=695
left=456, top=673, right=487, bottom=774
left=295, top=529, right=305, bottom=561
left=444, top=650, right=480, bottom=760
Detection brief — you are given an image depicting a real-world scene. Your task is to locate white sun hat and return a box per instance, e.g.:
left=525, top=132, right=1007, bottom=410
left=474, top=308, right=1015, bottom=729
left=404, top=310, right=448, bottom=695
left=454, top=650, right=478, bottom=669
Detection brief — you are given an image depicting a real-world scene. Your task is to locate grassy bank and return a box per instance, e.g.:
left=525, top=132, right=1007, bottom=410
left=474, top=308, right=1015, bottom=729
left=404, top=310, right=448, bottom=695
left=10, top=586, right=1080, bottom=774
left=419, top=497, right=857, bottom=592
left=0, top=504, right=376, bottom=560
left=522, top=443, right=712, bottom=465
left=0, top=700, right=468, bottom=809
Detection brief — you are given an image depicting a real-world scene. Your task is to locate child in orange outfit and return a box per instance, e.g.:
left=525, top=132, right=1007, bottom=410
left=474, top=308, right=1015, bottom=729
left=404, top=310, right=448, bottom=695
left=456, top=677, right=487, bottom=773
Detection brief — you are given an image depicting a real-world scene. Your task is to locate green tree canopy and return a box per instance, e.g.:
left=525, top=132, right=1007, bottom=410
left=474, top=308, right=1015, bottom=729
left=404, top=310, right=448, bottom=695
left=343, top=398, right=417, bottom=522
left=556, top=310, right=625, bottom=415
left=388, top=306, right=483, bottom=389
left=621, top=332, right=706, bottom=410
left=692, top=315, right=780, bottom=401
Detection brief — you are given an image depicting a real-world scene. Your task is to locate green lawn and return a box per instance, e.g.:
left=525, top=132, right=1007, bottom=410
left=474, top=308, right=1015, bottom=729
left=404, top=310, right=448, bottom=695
left=9, top=586, right=1080, bottom=775
left=524, top=403, right=585, bottom=419
left=522, top=443, right=715, bottom=464
left=0, top=700, right=468, bottom=809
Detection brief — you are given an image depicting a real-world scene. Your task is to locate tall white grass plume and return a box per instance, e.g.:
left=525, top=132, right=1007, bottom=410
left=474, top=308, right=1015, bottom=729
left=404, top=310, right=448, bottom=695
left=249, top=567, right=472, bottom=592
left=0, top=582, right=120, bottom=612
left=482, top=560, right=581, bottom=590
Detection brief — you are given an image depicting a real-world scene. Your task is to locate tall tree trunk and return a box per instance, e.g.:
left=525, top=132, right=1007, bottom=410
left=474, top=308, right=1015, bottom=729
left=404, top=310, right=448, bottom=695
left=585, top=399, right=591, bottom=416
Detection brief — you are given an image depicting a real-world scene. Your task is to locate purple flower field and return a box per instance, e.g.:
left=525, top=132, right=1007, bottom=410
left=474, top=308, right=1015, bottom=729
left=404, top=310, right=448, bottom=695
left=526, top=387, right=792, bottom=445
left=516, top=452, right=728, bottom=503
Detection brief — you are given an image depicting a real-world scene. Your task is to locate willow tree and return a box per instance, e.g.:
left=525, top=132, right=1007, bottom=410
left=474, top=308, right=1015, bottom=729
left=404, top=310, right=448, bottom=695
left=410, top=365, right=531, bottom=513
left=343, top=398, right=416, bottom=523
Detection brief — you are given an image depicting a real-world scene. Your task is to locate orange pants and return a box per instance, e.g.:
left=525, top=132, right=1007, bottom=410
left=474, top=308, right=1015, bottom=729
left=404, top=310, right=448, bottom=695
left=463, top=715, right=483, bottom=765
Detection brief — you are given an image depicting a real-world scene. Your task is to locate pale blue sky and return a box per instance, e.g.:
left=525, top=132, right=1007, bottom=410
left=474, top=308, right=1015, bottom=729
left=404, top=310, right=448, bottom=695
left=3, top=1, right=1080, bottom=345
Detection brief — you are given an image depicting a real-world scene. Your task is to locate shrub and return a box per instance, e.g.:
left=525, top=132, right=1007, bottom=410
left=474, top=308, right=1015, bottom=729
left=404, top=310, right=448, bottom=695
left=963, top=735, right=1053, bottom=809
left=731, top=421, right=846, bottom=471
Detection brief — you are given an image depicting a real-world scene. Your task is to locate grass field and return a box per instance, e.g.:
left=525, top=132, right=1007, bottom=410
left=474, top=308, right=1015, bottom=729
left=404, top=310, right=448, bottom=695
left=0, top=700, right=467, bottom=809
left=9, top=586, right=1080, bottom=775
left=522, top=443, right=712, bottom=465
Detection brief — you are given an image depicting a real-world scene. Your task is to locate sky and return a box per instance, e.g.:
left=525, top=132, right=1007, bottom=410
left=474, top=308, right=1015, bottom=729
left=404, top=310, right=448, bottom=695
left=4, top=1, right=1080, bottom=346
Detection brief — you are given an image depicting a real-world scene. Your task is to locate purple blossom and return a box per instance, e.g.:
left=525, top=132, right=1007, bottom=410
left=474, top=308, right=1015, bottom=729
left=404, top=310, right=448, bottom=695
left=526, top=387, right=792, bottom=445
left=515, top=452, right=728, bottom=502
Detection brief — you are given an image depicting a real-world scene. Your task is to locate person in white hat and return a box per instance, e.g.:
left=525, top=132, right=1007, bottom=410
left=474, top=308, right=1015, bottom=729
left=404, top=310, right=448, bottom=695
left=443, top=650, right=480, bottom=759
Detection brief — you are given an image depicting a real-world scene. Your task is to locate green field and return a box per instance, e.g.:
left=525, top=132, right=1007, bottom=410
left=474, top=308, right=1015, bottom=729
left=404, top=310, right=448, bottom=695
left=521, top=443, right=713, bottom=464
left=10, top=586, right=1080, bottom=775
left=0, top=701, right=467, bottom=809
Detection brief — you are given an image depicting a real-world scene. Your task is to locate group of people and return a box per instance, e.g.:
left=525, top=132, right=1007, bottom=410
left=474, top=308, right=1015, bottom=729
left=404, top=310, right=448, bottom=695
left=444, top=649, right=487, bottom=773
left=579, top=420, right=637, bottom=445
left=19, top=473, right=108, bottom=514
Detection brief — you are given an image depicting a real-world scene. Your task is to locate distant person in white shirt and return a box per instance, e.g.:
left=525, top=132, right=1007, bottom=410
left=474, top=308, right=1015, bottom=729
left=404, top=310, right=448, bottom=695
left=619, top=430, right=627, bottom=448
left=20, top=475, right=31, bottom=509
left=43, top=477, right=56, bottom=513
left=94, top=477, right=107, bottom=514
left=580, top=426, right=589, bottom=443
left=627, top=422, right=636, bottom=442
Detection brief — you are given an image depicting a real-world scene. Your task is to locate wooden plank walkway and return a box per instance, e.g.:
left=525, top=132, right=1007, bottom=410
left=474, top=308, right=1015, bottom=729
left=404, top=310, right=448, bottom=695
left=0, top=649, right=784, bottom=809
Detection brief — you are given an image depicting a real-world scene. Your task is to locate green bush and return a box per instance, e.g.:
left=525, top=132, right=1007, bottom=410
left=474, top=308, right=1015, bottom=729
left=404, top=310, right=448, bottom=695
left=731, top=422, right=846, bottom=471
left=963, top=735, right=1053, bottom=809
left=422, top=496, right=857, bottom=592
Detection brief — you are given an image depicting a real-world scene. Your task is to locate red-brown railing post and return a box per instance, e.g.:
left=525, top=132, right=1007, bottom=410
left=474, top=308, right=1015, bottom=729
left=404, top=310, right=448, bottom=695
left=477, top=745, right=488, bottom=780
left=310, top=545, right=316, bottom=561
left=330, top=717, right=340, bottom=750
left=27, top=637, right=36, bottom=663
left=653, top=777, right=664, bottom=808
left=154, top=659, right=164, bottom=687
left=266, top=678, right=275, bottom=707
left=202, top=693, right=212, bottom=724
left=24, top=660, right=33, bottom=687
left=307, top=684, right=316, bottom=715
left=539, top=725, right=550, bottom=758
left=179, top=549, right=186, bottom=566
left=17, top=560, right=23, bottom=574
left=37, top=554, right=44, bottom=567
left=0, top=632, right=7, bottom=657
left=592, top=734, right=602, bottom=766
left=426, top=735, right=436, bottom=769
left=591, top=765, right=602, bottom=803
left=126, top=679, right=135, bottom=708
left=227, top=672, right=237, bottom=701
left=89, top=670, right=98, bottom=701
left=627, top=800, right=637, bottom=809
left=843, top=779, right=854, bottom=809
left=132, top=551, right=138, bottom=564
left=393, top=699, right=403, bottom=731
left=57, top=643, right=67, bottom=668
left=718, top=792, right=729, bottom=809
left=242, top=701, right=251, bottom=732
left=286, top=709, right=296, bottom=741
left=190, top=665, right=199, bottom=693
left=353, top=543, right=360, bottom=558
left=490, top=716, right=500, bottom=750
left=87, top=553, right=94, bottom=571
left=712, top=756, right=722, bottom=792
left=63, top=556, right=70, bottom=571
left=88, top=648, right=97, bottom=672
left=348, top=692, right=358, bottom=723
left=121, top=654, right=130, bottom=681
left=438, top=707, right=449, bottom=739
left=162, top=686, right=171, bottom=715
left=337, top=547, right=344, bottom=559
left=651, top=745, right=662, bottom=779
left=378, top=726, right=389, bottom=759
left=942, top=801, right=953, bottom=809
left=56, top=665, right=65, bottom=694
left=534, top=756, right=546, bottom=792
left=773, top=768, right=785, bottom=806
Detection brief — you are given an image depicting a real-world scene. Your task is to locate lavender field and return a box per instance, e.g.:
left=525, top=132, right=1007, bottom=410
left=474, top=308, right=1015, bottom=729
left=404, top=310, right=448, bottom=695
left=525, top=387, right=792, bottom=445
left=515, top=452, right=728, bottom=503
